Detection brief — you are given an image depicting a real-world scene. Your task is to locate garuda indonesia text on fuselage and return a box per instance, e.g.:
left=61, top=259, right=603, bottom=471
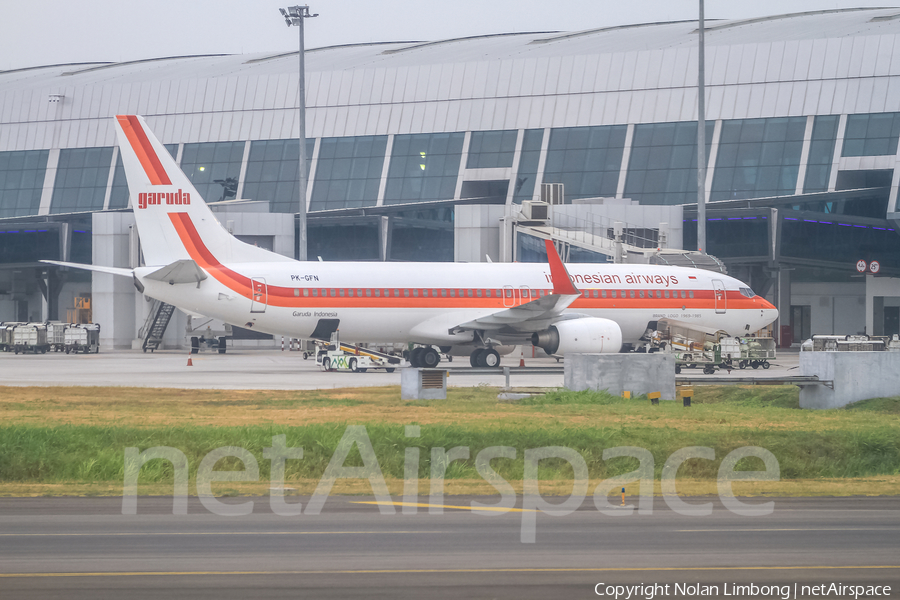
left=46, top=115, right=778, bottom=368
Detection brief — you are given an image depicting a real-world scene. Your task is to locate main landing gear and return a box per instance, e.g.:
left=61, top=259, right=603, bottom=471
left=469, top=347, right=501, bottom=368
left=408, top=346, right=441, bottom=368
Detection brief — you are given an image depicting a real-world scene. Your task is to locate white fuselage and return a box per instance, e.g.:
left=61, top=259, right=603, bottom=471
left=136, top=260, right=778, bottom=347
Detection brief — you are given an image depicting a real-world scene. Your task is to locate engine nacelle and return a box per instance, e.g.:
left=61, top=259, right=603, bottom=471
left=531, top=317, right=623, bottom=356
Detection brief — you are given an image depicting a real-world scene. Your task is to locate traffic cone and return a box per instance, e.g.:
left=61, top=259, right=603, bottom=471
left=187, top=352, right=193, bottom=367
left=519, top=345, right=526, bottom=367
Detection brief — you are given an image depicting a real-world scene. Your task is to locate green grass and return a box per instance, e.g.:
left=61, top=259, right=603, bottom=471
left=1, top=385, right=898, bottom=493
left=1, top=417, right=897, bottom=485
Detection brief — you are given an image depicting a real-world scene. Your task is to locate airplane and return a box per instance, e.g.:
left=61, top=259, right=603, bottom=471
left=44, top=115, right=778, bottom=368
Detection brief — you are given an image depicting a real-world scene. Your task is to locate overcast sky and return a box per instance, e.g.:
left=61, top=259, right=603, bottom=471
left=0, top=0, right=895, bottom=71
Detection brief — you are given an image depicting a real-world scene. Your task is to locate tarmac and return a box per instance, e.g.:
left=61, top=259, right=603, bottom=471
left=0, top=347, right=801, bottom=390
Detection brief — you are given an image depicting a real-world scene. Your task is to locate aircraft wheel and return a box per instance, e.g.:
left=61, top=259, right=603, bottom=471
left=470, top=348, right=485, bottom=367
left=349, top=358, right=358, bottom=373
left=421, top=347, right=441, bottom=368
left=482, top=348, right=501, bottom=368
left=410, top=347, right=424, bottom=368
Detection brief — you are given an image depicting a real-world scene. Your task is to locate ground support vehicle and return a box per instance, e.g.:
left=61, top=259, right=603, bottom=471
left=47, top=322, right=68, bottom=352
left=316, top=332, right=401, bottom=373
left=738, top=336, right=776, bottom=369
left=64, top=323, right=100, bottom=354
left=651, top=320, right=734, bottom=375
left=13, top=323, right=50, bottom=354
left=188, top=322, right=232, bottom=354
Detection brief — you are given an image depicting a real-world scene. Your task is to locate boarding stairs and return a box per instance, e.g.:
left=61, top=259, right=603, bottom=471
left=140, top=299, right=176, bottom=352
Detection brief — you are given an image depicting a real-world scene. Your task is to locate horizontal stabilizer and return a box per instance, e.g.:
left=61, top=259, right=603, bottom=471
left=144, top=259, right=208, bottom=285
left=39, top=260, right=133, bottom=278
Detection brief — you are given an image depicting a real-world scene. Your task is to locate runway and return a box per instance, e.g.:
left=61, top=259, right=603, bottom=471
left=0, top=496, right=896, bottom=599
left=0, top=347, right=801, bottom=390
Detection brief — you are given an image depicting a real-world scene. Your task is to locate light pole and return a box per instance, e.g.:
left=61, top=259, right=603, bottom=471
left=279, top=5, right=317, bottom=261
left=696, top=0, right=707, bottom=253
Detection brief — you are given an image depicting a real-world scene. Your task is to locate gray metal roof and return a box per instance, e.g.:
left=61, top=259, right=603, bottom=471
left=3, top=8, right=900, bottom=89
left=2, top=7, right=900, bottom=152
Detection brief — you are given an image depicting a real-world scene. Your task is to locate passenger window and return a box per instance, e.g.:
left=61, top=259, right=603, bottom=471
left=347, top=289, right=354, bottom=297
left=404, top=289, right=410, bottom=297
left=681, top=291, right=686, bottom=299
left=312, top=289, right=318, bottom=297
left=505, top=289, right=513, bottom=298
left=601, top=290, right=607, bottom=298
left=468, top=289, right=473, bottom=297
left=296, top=289, right=302, bottom=297
left=340, top=289, right=345, bottom=297
left=413, top=289, right=419, bottom=297
left=689, top=291, right=694, bottom=299
left=330, top=289, right=336, bottom=297
left=476, top=289, right=482, bottom=297
left=366, top=289, right=372, bottom=297
left=639, top=291, right=644, bottom=298
left=664, top=290, right=669, bottom=298
left=442, top=289, right=447, bottom=297
left=630, top=290, right=635, bottom=298
left=449, top=290, right=455, bottom=297
left=394, top=289, right=400, bottom=297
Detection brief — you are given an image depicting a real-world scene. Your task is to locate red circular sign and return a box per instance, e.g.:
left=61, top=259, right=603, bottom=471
left=856, top=259, right=867, bottom=273
left=869, top=260, right=881, bottom=274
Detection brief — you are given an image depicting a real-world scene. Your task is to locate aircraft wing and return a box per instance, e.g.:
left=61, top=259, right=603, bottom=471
left=452, top=239, right=582, bottom=333
left=453, top=292, right=581, bottom=331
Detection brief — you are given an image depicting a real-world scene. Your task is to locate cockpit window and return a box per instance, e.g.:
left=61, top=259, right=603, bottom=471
left=739, top=287, right=755, bottom=298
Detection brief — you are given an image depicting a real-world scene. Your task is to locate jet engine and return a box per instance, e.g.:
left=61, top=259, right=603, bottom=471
left=531, top=317, right=623, bottom=356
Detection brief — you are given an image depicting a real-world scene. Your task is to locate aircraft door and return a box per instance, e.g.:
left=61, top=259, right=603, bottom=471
left=502, top=285, right=515, bottom=308
left=250, top=277, right=267, bottom=313
left=712, top=279, right=726, bottom=314
left=519, top=285, right=531, bottom=305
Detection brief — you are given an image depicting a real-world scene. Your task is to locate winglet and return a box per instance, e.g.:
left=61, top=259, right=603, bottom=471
left=544, top=239, right=579, bottom=295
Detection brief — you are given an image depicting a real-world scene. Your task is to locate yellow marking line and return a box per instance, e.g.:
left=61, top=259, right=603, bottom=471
left=0, top=566, right=897, bottom=578
left=0, top=530, right=439, bottom=537
left=351, top=500, right=536, bottom=513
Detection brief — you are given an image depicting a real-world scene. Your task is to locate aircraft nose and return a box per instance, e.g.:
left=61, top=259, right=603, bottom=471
left=760, top=298, right=779, bottom=322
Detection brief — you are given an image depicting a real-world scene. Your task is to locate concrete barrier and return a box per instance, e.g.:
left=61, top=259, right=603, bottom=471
left=564, top=353, right=676, bottom=399
left=800, top=351, right=900, bottom=409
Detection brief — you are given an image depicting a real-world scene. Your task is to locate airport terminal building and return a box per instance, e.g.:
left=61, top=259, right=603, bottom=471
left=1, top=8, right=899, bottom=348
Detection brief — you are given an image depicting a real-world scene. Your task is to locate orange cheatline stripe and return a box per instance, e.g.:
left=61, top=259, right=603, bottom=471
left=167, top=213, right=764, bottom=312
left=116, top=115, right=171, bottom=186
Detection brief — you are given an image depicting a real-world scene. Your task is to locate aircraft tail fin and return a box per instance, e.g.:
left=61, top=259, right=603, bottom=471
left=113, top=115, right=293, bottom=267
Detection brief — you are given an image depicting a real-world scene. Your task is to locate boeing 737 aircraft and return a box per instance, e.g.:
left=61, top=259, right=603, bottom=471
left=45, top=115, right=778, bottom=368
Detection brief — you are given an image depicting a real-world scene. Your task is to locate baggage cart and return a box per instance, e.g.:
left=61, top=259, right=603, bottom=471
left=46, top=321, right=68, bottom=352
left=12, top=323, right=50, bottom=354
left=738, top=336, right=776, bottom=369
left=64, top=323, right=101, bottom=354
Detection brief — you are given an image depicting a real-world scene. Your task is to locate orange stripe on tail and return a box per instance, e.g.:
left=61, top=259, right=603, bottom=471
left=116, top=115, right=171, bottom=186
